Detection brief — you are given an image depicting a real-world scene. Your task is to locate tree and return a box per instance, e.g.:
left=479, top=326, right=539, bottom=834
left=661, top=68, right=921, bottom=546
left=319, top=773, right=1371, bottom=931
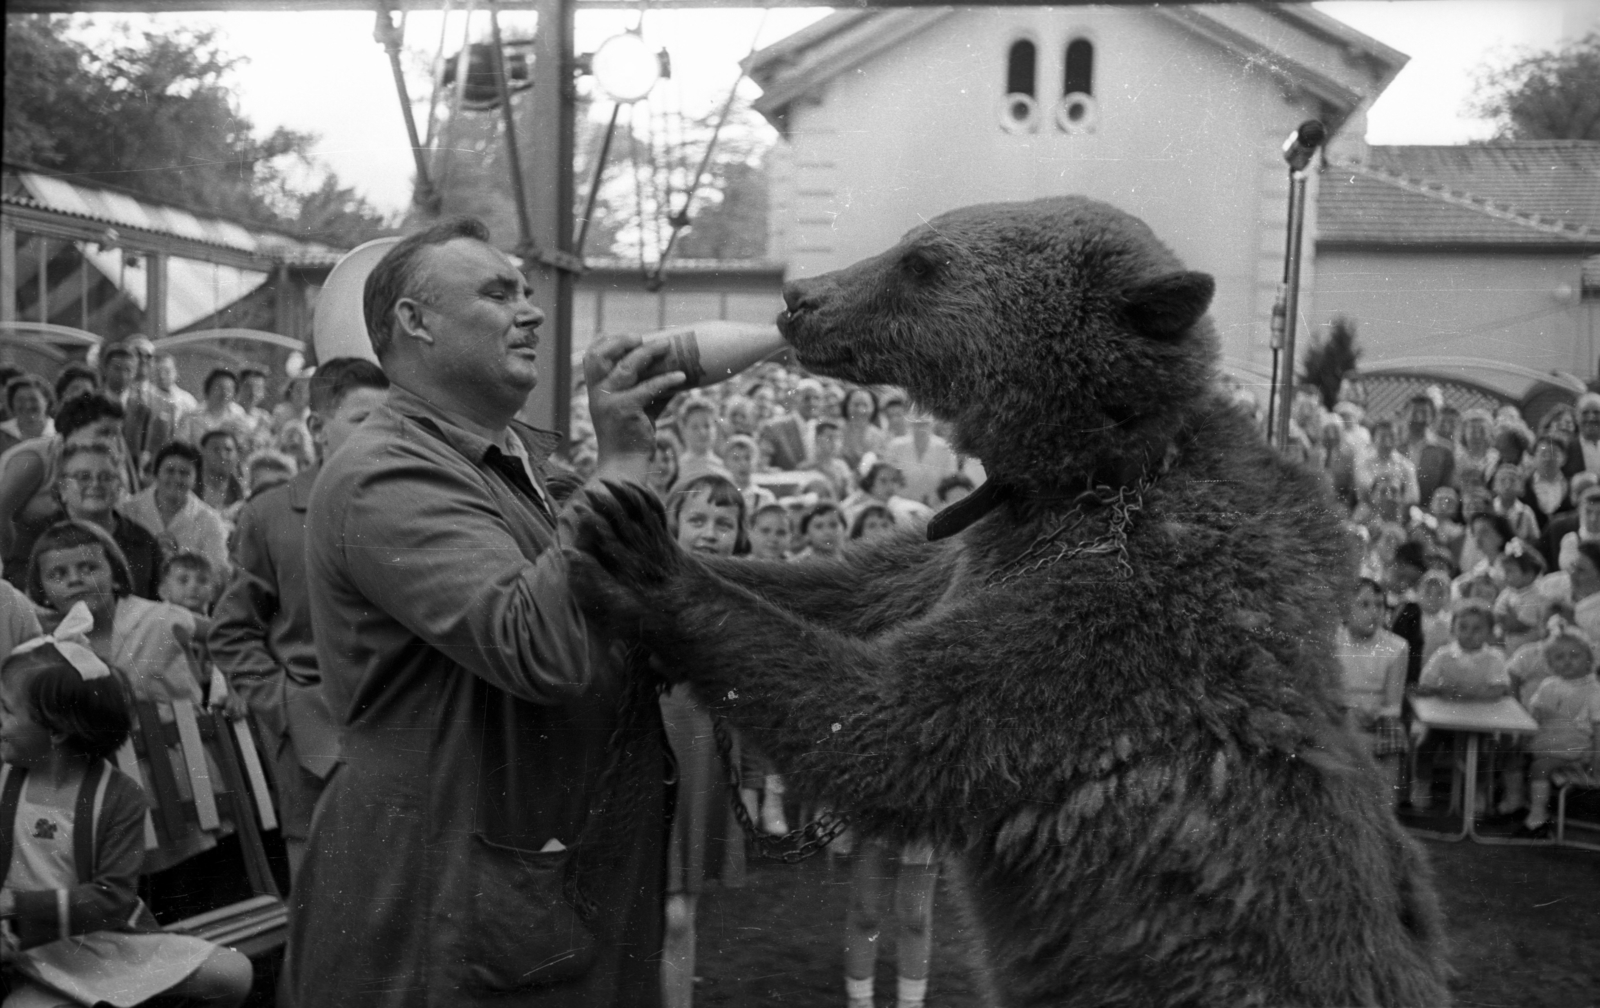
left=1472, top=32, right=1600, bottom=142
left=1300, top=316, right=1362, bottom=410
left=3, top=16, right=394, bottom=247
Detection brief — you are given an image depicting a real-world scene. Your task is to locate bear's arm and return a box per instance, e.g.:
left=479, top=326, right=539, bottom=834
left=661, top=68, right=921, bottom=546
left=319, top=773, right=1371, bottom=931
left=698, top=531, right=961, bottom=637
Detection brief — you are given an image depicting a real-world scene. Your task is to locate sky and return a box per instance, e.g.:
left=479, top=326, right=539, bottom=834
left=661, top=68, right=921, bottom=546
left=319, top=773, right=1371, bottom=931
left=70, top=0, right=1599, bottom=214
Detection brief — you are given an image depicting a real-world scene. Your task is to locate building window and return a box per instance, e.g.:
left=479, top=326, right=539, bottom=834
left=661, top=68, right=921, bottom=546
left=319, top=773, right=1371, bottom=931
left=1006, top=39, right=1036, bottom=98
left=1064, top=37, right=1094, bottom=97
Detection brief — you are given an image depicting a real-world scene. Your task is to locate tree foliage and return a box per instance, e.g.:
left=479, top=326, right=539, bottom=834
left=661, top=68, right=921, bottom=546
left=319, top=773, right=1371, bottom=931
left=1473, top=32, right=1600, bottom=142
left=1300, top=316, right=1362, bottom=411
left=3, top=15, right=394, bottom=246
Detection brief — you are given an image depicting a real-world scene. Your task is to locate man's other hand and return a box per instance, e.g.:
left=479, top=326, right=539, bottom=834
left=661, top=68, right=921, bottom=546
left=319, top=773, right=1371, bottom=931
left=585, top=334, right=684, bottom=483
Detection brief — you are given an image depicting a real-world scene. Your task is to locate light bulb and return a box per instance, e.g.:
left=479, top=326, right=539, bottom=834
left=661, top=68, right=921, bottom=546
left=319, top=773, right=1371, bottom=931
left=592, top=32, right=661, bottom=103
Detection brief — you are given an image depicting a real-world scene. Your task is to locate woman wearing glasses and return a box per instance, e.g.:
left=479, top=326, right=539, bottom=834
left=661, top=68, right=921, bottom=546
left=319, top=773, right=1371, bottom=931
left=51, top=442, right=162, bottom=599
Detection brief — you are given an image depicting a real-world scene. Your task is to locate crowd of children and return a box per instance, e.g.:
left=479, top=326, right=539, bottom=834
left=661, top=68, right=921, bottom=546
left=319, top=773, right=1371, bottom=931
left=1313, top=381, right=1600, bottom=839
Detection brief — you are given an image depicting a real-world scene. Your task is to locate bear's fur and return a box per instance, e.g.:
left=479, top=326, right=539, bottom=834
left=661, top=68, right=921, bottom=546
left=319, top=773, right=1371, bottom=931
left=569, top=196, right=1449, bottom=1007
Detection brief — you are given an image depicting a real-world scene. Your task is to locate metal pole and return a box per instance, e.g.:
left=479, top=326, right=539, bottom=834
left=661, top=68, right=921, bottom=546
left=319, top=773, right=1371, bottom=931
left=375, top=2, right=438, bottom=210
left=489, top=2, right=536, bottom=251
left=1272, top=167, right=1309, bottom=451
left=575, top=102, right=622, bottom=257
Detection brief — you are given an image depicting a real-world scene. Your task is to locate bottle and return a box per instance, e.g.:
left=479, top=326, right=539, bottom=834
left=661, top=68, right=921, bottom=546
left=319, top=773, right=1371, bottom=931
left=638, top=321, right=789, bottom=389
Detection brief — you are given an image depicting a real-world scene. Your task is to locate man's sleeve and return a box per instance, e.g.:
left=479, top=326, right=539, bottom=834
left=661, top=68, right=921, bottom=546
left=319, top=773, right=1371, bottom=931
left=337, top=453, right=596, bottom=706
left=209, top=499, right=282, bottom=711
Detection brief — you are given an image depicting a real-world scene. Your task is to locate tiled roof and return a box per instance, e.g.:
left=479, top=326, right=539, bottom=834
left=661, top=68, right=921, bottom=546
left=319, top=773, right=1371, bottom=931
left=1366, top=142, right=1600, bottom=232
left=2, top=165, right=347, bottom=265
left=1317, top=147, right=1600, bottom=249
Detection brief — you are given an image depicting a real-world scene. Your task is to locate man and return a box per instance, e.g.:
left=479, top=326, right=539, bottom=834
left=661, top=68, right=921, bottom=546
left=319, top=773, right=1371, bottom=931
left=102, top=341, right=169, bottom=479
left=151, top=351, right=199, bottom=415
left=758, top=378, right=821, bottom=471
left=209, top=358, right=390, bottom=880
left=1577, top=392, right=1600, bottom=475
left=288, top=216, right=682, bottom=1007
left=236, top=366, right=275, bottom=451
left=1400, top=394, right=1455, bottom=509
left=1355, top=420, right=1420, bottom=506
left=883, top=409, right=964, bottom=507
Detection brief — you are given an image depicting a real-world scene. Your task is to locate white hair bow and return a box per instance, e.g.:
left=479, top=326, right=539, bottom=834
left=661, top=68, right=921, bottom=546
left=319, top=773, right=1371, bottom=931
left=10, top=602, right=112, bottom=681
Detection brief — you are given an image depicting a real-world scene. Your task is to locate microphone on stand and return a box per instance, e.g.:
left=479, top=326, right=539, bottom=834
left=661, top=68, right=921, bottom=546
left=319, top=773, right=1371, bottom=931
left=1282, top=119, right=1326, bottom=173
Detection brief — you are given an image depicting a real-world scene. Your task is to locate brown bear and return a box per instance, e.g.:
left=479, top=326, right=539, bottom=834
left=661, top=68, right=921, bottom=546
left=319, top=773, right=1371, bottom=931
left=567, top=196, right=1449, bottom=1007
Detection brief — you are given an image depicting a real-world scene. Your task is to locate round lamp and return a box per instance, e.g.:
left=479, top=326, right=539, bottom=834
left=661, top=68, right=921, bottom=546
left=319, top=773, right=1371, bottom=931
left=592, top=32, right=662, bottom=103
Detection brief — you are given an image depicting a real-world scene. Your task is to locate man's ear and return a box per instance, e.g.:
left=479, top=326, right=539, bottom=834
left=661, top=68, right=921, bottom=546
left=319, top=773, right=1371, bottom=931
left=393, top=298, right=435, bottom=346
left=1124, top=271, right=1214, bottom=339
left=305, top=412, right=326, bottom=455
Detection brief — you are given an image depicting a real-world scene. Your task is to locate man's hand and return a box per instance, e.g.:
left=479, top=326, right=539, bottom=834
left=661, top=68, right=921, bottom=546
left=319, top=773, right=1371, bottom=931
left=584, top=334, right=684, bottom=485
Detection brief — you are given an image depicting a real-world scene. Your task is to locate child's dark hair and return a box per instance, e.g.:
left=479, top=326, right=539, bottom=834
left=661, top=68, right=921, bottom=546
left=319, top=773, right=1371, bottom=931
left=749, top=502, right=790, bottom=529
left=1, top=647, right=133, bottom=763
left=26, top=520, right=133, bottom=606
left=936, top=473, right=974, bottom=502
left=668, top=475, right=750, bottom=556
left=850, top=504, right=894, bottom=539
left=799, top=503, right=843, bottom=536
left=1354, top=577, right=1385, bottom=601
left=161, top=551, right=213, bottom=582
left=1501, top=538, right=1546, bottom=576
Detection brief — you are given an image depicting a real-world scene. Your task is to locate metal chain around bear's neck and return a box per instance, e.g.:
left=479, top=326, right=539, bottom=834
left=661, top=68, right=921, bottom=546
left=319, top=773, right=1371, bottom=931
left=712, top=714, right=850, bottom=862
left=985, top=476, right=1153, bottom=588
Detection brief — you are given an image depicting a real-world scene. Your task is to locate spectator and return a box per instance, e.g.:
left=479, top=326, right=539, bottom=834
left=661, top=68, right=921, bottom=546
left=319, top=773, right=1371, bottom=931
left=1410, top=600, right=1510, bottom=809
left=1415, top=569, right=1453, bottom=663
left=196, top=430, right=246, bottom=514
left=1314, top=417, right=1359, bottom=509
left=850, top=503, right=896, bottom=542
left=236, top=367, right=274, bottom=448
left=0, top=375, right=54, bottom=454
left=149, top=352, right=198, bottom=417
left=883, top=410, right=964, bottom=507
left=101, top=343, right=167, bottom=478
left=1494, top=539, right=1549, bottom=654
left=746, top=381, right=778, bottom=425
left=839, top=387, right=886, bottom=471
left=285, top=216, right=677, bottom=1006
left=1453, top=409, right=1500, bottom=490
left=52, top=443, right=161, bottom=600
left=1461, top=512, right=1515, bottom=593
left=648, top=433, right=680, bottom=501
left=1573, top=541, right=1600, bottom=642
left=1, top=395, right=132, bottom=585
left=1437, top=405, right=1461, bottom=444
left=53, top=363, right=99, bottom=406
left=806, top=420, right=856, bottom=500
left=716, top=395, right=759, bottom=458
left=1493, top=405, right=1533, bottom=469
left=1556, top=481, right=1600, bottom=573
left=673, top=399, right=730, bottom=489
left=118, top=442, right=230, bottom=579
left=1333, top=577, right=1407, bottom=802
left=0, top=365, right=22, bottom=418
left=1574, top=393, right=1600, bottom=476
left=880, top=392, right=910, bottom=441
left=23, top=520, right=225, bottom=875
left=1523, top=434, right=1572, bottom=530
left=1488, top=463, right=1539, bottom=543
left=1536, top=403, right=1586, bottom=478
left=209, top=357, right=388, bottom=882
left=158, top=552, right=216, bottom=616
left=1543, top=472, right=1599, bottom=570
left=1401, top=395, right=1455, bottom=508
left=760, top=378, right=822, bottom=471
left=1355, top=421, right=1419, bottom=507
left=748, top=502, right=792, bottom=561
left=1424, top=486, right=1466, bottom=568
left=1386, top=541, right=1428, bottom=689
left=722, top=434, right=775, bottom=516
left=174, top=368, right=249, bottom=447
left=843, top=462, right=933, bottom=528
left=0, top=575, right=43, bottom=658
left=1514, top=620, right=1599, bottom=838
left=795, top=502, right=846, bottom=559
left=271, top=374, right=316, bottom=468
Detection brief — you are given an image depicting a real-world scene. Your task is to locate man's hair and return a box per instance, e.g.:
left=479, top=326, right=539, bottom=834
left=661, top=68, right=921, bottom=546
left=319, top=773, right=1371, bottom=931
left=4, top=374, right=52, bottom=412
left=26, top=519, right=133, bottom=605
left=153, top=441, right=203, bottom=478
left=1393, top=540, right=1427, bottom=573
left=54, top=394, right=124, bottom=438
left=364, top=216, right=492, bottom=358
left=309, top=357, right=390, bottom=415
left=53, top=364, right=99, bottom=402
left=239, top=366, right=267, bottom=381
left=161, top=551, right=213, bottom=581
left=749, top=502, right=790, bottom=528
left=99, top=344, right=133, bottom=366
left=199, top=428, right=238, bottom=450
left=814, top=419, right=841, bottom=435
left=248, top=452, right=295, bottom=477
left=203, top=368, right=238, bottom=395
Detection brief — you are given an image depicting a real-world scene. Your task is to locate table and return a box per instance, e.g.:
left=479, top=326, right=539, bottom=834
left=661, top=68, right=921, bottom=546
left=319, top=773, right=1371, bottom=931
left=1409, top=695, right=1537, bottom=843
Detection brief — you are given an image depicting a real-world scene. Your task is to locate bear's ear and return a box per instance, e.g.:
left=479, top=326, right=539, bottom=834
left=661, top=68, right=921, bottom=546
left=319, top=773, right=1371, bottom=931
left=1123, top=271, right=1214, bottom=339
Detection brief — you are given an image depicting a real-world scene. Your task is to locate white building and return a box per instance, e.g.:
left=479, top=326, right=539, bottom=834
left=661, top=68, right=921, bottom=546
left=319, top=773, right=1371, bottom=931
left=747, top=4, right=1406, bottom=375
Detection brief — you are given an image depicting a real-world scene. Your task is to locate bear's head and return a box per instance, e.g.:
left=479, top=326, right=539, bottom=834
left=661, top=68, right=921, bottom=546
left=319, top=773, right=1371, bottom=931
left=778, top=196, right=1218, bottom=496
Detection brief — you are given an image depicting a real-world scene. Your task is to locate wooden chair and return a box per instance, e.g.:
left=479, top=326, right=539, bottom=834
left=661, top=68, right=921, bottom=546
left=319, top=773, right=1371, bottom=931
left=121, top=698, right=288, bottom=958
